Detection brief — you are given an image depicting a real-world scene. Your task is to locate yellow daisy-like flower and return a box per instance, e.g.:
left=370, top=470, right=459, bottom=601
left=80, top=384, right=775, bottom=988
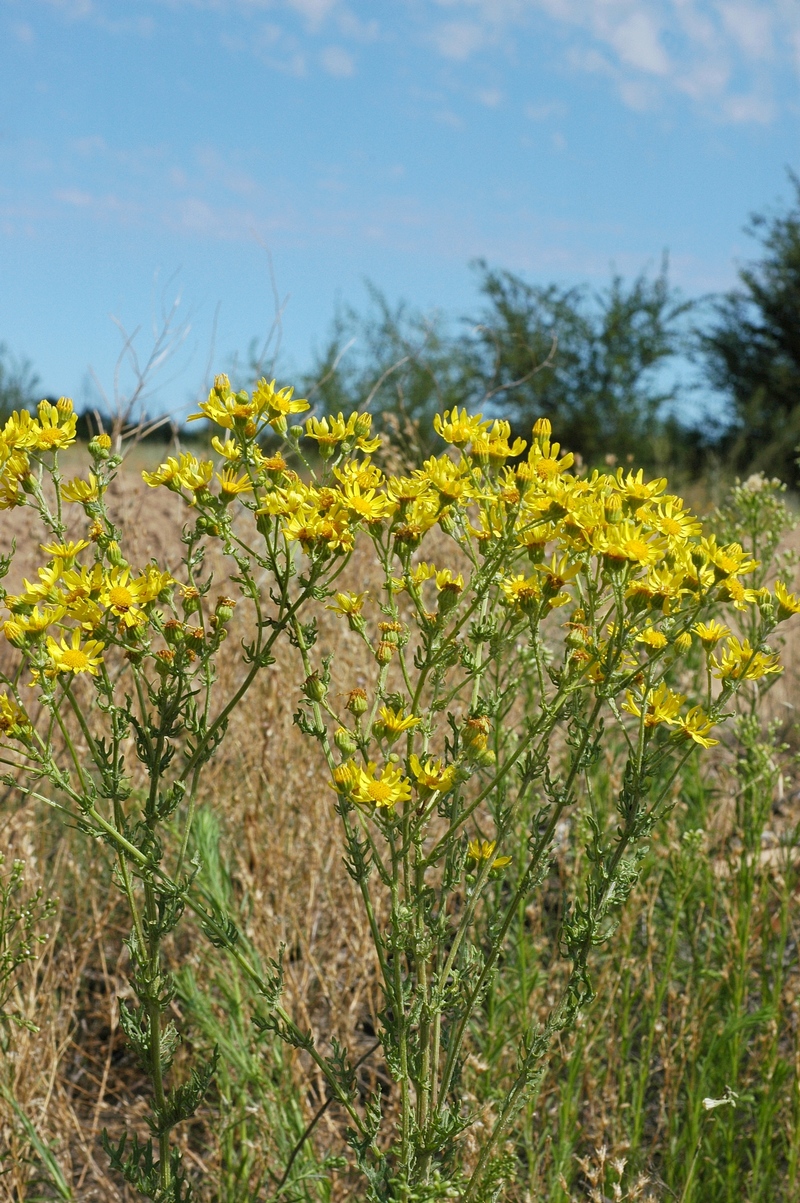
left=635, top=627, right=668, bottom=651
left=500, top=573, right=541, bottom=612
left=216, top=468, right=253, bottom=498
left=142, top=453, right=213, bottom=495
left=333, top=456, right=384, bottom=491
left=40, top=539, right=90, bottom=564
left=253, top=377, right=310, bottom=429
left=352, top=762, right=412, bottom=809
left=0, top=693, right=29, bottom=737
left=693, top=620, right=729, bottom=646
left=61, top=563, right=104, bottom=604
left=433, top=407, right=492, bottom=447
left=676, top=706, right=718, bottom=748
left=341, top=482, right=395, bottom=524
left=775, top=581, right=800, bottom=622
left=33, top=399, right=77, bottom=451
left=62, top=474, right=101, bottom=504
left=327, top=591, right=368, bottom=617
left=46, top=628, right=105, bottom=676
left=467, top=838, right=512, bottom=870
left=17, top=605, right=65, bottom=636
left=99, top=569, right=148, bottom=627
left=648, top=499, right=702, bottom=542
left=374, top=706, right=420, bottom=742
left=409, top=753, right=457, bottom=797
left=712, top=637, right=781, bottom=681
left=622, top=682, right=685, bottom=728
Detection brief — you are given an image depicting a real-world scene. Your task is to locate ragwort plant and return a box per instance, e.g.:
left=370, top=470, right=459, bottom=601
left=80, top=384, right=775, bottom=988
left=0, top=386, right=796, bottom=1200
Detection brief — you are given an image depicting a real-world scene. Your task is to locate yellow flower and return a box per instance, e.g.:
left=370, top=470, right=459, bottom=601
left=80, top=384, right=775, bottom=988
left=535, top=552, right=581, bottom=594
left=635, top=627, right=668, bottom=651
left=142, top=453, right=213, bottom=494
left=17, top=605, right=65, bottom=636
left=500, top=574, right=541, bottom=612
left=615, top=467, right=667, bottom=507
left=352, top=762, right=412, bottom=809
left=0, top=693, right=29, bottom=737
left=99, top=569, right=148, bottom=627
left=137, top=566, right=174, bottom=604
left=374, top=706, right=420, bottom=742
left=40, top=539, right=90, bottom=564
left=775, top=581, right=800, bottom=622
left=328, top=591, right=368, bottom=618
left=61, top=563, right=104, bottom=603
left=676, top=706, right=718, bottom=748
left=649, top=499, right=702, bottom=542
left=33, top=399, right=77, bottom=451
left=622, top=682, right=685, bottom=728
left=216, top=468, right=253, bottom=498
left=467, top=838, right=512, bottom=870
left=334, top=456, right=384, bottom=490
left=62, top=474, right=100, bottom=504
left=418, top=455, right=472, bottom=503
left=253, top=377, right=310, bottom=428
left=2, top=409, right=40, bottom=450
left=341, top=482, right=395, bottom=524
left=46, top=629, right=105, bottom=676
left=409, top=753, right=457, bottom=797
left=712, top=637, right=781, bottom=681
left=693, top=620, right=729, bottom=646
left=433, top=407, right=492, bottom=447
left=596, top=521, right=664, bottom=568
left=386, top=475, right=431, bottom=504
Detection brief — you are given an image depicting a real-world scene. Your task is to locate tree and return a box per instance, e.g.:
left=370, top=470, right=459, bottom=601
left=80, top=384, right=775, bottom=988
left=0, top=344, right=39, bottom=421
left=302, top=261, right=691, bottom=469
left=699, top=174, right=800, bottom=481
left=463, top=258, right=691, bottom=467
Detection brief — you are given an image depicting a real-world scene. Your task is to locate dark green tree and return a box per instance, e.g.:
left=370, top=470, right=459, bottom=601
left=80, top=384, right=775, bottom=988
left=699, top=174, right=800, bottom=481
left=462, top=258, right=691, bottom=467
left=0, top=344, right=39, bottom=422
left=302, top=261, right=690, bottom=469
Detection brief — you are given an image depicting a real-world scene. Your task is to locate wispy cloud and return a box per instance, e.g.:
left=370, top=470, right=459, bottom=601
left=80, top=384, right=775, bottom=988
left=424, top=0, right=800, bottom=123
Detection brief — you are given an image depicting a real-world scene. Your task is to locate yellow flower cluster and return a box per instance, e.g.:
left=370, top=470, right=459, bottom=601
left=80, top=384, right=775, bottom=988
left=1, top=538, right=173, bottom=680
left=0, top=400, right=77, bottom=508
left=140, top=382, right=799, bottom=817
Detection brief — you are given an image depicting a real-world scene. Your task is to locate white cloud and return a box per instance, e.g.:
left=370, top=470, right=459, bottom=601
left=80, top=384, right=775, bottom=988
left=13, top=22, right=36, bottom=43
left=609, top=12, right=670, bottom=76
left=477, top=87, right=503, bottom=106
left=423, top=0, right=800, bottom=123
left=431, top=20, right=487, bottom=60
left=524, top=100, right=567, bottom=120
left=320, top=44, right=355, bottom=75
left=718, top=3, right=773, bottom=59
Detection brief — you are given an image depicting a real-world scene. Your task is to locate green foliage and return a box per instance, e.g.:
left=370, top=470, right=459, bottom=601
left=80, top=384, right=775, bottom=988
left=0, top=344, right=40, bottom=423
left=303, top=261, right=691, bottom=470
left=699, top=173, right=800, bottom=482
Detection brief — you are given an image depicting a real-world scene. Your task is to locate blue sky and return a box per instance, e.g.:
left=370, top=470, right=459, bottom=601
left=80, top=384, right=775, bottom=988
left=1, top=0, right=799, bottom=421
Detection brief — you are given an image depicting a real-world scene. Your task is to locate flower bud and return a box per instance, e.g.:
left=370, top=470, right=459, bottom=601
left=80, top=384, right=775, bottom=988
left=604, top=493, right=623, bottom=524
left=215, top=596, right=236, bottom=624
left=334, top=726, right=358, bottom=756
left=89, top=433, right=112, bottom=459
left=162, top=619, right=185, bottom=645
left=303, top=672, right=326, bottom=702
left=533, top=417, right=551, bottom=439
left=346, top=688, right=368, bottom=716
left=106, top=541, right=128, bottom=569
left=289, top=424, right=304, bottom=441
